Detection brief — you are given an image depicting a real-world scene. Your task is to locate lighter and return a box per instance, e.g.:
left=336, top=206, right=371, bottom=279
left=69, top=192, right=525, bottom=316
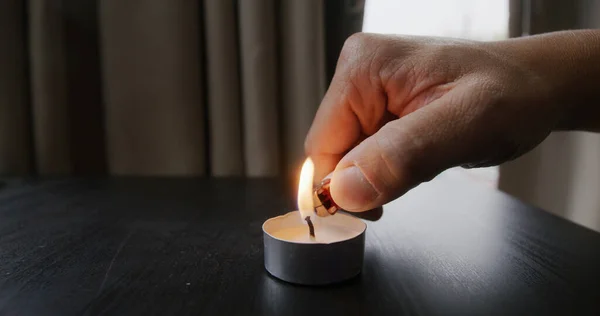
left=313, top=178, right=341, bottom=217
left=313, top=177, right=384, bottom=221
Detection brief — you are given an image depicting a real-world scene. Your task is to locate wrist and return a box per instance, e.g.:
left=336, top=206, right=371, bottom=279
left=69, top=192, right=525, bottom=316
left=508, top=30, right=600, bottom=130
left=491, top=30, right=600, bottom=131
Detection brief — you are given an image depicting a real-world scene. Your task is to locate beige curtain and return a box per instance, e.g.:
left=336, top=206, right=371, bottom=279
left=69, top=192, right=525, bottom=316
left=0, top=0, right=364, bottom=178
left=0, top=1, right=32, bottom=175
left=501, top=0, right=600, bottom=232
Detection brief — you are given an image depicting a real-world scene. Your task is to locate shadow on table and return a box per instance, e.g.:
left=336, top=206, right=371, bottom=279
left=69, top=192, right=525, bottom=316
left=263, top=270, right=363, bottom=288
left=256, top=272, right=365, bottom=315
left=254, top=251, right=415, bottom=315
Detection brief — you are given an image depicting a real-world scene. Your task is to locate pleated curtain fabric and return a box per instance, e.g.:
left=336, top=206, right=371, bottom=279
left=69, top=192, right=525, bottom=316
left=0, top=1, right=32, bottom=175
left=0, top=0, right=363, bottom=178
left=204, top=0, right=244, bottom=177
left=29, top=0, right=72, bottom=174
left=238, top=0, right=281, bottom=177
left=100, top=0, right=206, bottom=176
left=280, top=0, right=326, bottom=177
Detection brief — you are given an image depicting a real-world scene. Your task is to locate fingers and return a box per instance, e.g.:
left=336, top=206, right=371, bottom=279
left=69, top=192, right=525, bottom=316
left=304, top=76, right=363, bottom=182
left=306, top=33, right=481, bottom=211
left=305, top=33, right=391, bottom=183
left=329, top=89, right=473, bottom=211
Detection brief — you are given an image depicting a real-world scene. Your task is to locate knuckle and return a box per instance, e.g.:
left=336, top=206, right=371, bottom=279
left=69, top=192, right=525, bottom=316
left=338, top=32, right=378, bottom=69
left=341, top=32, right=372, bottom=54
left=417, top=40, right=473, bottom=81
left=419, top=45, right=454, bottom=78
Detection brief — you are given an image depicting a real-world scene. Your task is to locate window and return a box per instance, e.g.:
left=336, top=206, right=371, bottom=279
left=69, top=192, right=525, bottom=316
left=363, top=0, right=508, bottom=40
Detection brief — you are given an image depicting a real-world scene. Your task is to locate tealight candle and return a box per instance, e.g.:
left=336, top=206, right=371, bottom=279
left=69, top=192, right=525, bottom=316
left=262, top=158, right=367, bottom=285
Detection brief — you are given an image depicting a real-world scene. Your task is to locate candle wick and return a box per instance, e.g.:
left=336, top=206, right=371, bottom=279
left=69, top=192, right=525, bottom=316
left=305, top=216, right=315, bottom=238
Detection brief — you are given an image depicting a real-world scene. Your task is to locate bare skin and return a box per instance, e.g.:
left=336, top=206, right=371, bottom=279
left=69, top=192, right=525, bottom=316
left=305, top=30, right=600, bottom=212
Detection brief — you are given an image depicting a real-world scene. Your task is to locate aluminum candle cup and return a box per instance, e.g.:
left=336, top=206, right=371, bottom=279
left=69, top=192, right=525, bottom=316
left=262, top=210, right=366, bottom=285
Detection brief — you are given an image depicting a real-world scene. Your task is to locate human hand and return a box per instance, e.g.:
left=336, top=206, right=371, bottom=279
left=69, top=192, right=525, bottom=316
left=305, top=32, right=591, bottom=212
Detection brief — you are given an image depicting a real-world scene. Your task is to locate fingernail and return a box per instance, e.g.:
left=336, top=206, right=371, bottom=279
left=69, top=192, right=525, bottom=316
left=331, top=166, right=379, bottom=211
left=313, top=171, right=333, bottom=187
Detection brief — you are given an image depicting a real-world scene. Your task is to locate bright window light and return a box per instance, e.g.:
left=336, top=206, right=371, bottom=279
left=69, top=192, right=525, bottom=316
left=363, top=0, right=508, bottom=41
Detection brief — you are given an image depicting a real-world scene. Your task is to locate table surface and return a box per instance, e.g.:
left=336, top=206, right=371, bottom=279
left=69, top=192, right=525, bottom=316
left=0, top=172, right=599, bottom=316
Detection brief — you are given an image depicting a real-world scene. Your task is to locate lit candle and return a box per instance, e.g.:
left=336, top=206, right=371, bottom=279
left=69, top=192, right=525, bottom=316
left=262, top=158, right=367, bottom=285
left=263, top=158, right=365, bottom=244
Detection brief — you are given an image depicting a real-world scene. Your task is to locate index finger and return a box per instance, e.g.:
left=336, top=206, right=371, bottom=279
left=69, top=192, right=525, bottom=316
left=304, top=75, right=362, bottom=181
left=305, top=33, right=393, bottom=182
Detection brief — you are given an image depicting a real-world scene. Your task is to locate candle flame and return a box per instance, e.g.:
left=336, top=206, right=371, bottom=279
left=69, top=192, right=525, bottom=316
left=297, top=158, right=315, bottom=219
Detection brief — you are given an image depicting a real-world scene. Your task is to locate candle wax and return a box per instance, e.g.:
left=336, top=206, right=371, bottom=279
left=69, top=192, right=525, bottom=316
left=271, top=224, right=358, bottom=244
left=263, top=211, right=366, bottom=244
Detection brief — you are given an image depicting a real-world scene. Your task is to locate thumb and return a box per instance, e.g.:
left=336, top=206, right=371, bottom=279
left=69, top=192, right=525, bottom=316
left=329, top=92, right=473, bottom=211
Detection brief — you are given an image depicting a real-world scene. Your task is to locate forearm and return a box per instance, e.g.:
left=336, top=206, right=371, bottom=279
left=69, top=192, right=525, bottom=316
left=489, top=30, right=600, bottom=132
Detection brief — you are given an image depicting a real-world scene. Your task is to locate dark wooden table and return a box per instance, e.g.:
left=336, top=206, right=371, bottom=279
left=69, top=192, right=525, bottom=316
left=0, top=172, right=599, bottom=315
